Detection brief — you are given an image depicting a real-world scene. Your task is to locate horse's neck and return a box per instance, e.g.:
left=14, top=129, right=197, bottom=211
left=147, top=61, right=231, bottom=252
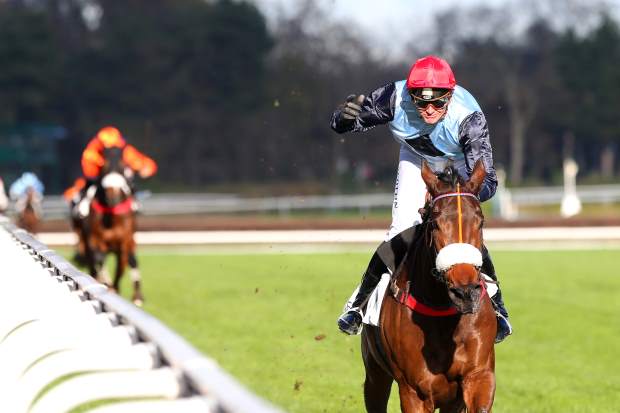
left=403, top=224, right=452, bottom=307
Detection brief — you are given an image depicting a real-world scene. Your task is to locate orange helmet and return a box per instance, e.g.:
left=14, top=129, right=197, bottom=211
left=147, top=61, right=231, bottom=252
left=96, top=126, right=126, bottom=148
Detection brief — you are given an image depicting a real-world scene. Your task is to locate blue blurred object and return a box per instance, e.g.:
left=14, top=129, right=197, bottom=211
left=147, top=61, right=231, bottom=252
left=9, top=172, right=45, bottom=200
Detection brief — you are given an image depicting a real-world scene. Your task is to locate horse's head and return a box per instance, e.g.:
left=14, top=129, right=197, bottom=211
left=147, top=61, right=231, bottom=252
left=97, top=147, right=132, bottom=207
left=98, top=171, right=131, bottom=208
left=421, top=159, right=487, bottom=314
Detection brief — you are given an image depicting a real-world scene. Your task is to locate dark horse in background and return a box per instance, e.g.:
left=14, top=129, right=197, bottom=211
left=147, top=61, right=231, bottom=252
left=17, top=187, right=42, bottom=234
left=86, top=147, right=144, bottom=306
left=362, top=159, right=496, bottom=412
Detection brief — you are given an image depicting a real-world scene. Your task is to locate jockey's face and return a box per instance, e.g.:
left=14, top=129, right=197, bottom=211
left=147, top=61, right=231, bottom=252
left=418, top=101, right=449, bottom=125
left=410, top=88, right=452, bottom=125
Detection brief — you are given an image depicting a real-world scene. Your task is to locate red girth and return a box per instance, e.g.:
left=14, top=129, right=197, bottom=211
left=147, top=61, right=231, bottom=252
left=91, top=197, right=133, bottom=215
left=397, top=280, right=487, bottom=317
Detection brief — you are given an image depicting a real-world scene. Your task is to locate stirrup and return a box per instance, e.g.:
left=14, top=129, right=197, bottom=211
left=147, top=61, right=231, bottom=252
left=495, top=311, right=513, bottom=344
left=337, top=310, right=363, bottom=335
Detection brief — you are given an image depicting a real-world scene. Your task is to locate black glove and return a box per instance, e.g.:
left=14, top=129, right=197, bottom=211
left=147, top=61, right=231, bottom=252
left=339, top=94, right=365, bottom=122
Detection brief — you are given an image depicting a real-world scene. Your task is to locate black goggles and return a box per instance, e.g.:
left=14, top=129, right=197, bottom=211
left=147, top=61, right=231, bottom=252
left=410, top=91, right=452, bottom=109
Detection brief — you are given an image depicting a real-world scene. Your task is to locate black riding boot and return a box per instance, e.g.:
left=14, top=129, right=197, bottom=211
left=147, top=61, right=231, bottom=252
left=337, top=251, right=387, bottom=335
left=482, top=245, right=513, bottom=343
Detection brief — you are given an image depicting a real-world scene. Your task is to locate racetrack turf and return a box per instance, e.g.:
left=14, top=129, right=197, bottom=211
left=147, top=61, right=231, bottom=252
left=88, top=249, right=619, bottom=412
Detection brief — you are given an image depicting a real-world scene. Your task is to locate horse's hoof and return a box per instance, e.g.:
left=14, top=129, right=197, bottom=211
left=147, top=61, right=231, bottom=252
left=133, top=299, right=143, bottom=307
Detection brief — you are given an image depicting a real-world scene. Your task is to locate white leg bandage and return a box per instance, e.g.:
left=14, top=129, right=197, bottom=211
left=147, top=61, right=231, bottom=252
left=130, top=268, right=141, bottom=282
left=99, top=267, right=112, bottom=285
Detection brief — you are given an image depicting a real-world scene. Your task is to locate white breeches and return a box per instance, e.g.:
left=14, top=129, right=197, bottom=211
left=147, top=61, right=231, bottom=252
left=385, top=146, right=466, bottom=241
left=385, top=147, right=428, bottom=241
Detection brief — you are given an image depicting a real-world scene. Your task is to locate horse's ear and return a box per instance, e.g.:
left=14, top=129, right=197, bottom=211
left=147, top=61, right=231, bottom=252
left=421, top=161, right=440, bottom=195
left=465, top=159, right=487, bottom=194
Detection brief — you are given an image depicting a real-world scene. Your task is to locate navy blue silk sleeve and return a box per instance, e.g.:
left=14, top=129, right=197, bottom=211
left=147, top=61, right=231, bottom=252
left=330, top=82, right=396, bottom=133
left=458, top=111, right=497, bottom=202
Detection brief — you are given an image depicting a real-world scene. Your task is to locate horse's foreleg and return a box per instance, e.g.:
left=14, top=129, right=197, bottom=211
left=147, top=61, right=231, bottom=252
left=439, top=399, right=466, bottom=413
left=397, top=381, right=430, bottom=412
left=462, top=369, right=495, bottom=413
left=113, top=250, right=126, bottom=292
left=362, top=353, right=392, bottom=412
left=128, top=250, right=143, bottom=306
left=361, top=328, right=393, bottom=413
left=88, top=246, right=105, bottom=282
left=99, top=260, right=112, bottom=287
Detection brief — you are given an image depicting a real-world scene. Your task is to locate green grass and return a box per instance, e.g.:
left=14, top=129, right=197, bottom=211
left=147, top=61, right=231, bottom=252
left=71, top=249, right=620, bottom=412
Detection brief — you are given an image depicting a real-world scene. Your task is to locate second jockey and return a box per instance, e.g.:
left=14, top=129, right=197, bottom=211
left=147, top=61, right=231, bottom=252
left=75, top=126, right=157, bottom=217
left=9, top=172, right=44, bottom=219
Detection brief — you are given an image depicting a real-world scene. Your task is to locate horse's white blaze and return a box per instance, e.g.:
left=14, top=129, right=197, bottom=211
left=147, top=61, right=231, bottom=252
left=435, top=243, right=482, bottom=271
left=101, top=172, right=131, bottom=195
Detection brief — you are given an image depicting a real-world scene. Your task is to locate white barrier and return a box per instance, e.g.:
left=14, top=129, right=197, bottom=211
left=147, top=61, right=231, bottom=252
left=0, top=219, right=284, bottom=413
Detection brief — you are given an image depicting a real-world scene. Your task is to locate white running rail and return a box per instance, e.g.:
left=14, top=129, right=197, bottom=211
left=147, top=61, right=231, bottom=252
left=0, top=218, right=284, bottom=413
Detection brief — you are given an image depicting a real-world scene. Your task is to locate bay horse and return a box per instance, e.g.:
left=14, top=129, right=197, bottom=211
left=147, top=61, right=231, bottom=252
left=86, top=148, right=144, bottom=306
left=361, top=159, right=496, bottom=413
left=17, top=188, right=42, bottom=234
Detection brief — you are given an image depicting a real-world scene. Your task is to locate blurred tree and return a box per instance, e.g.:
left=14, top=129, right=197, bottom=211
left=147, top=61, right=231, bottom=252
left=253, top=0, right=403, bottom=193
left=555, top=14, right=620, bottom=179
left=0, top=7, right=61, bottom=122
left=66, top=0, right=272, bottom=186
left=1, top=0, right=619, bottom=191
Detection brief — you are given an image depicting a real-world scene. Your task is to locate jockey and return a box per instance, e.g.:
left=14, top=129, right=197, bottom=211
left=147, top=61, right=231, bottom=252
left=331, top=55, right=512, bottom=343
left=76, top=126, right=157, bottom=217
left=9, top=172, right=44, bottom=218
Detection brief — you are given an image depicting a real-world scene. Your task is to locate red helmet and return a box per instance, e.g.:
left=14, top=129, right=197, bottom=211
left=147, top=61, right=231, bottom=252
left=406, top=56, right=456, bottom=90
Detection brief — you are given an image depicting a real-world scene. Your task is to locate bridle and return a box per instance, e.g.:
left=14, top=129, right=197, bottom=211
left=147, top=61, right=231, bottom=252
left=428, top=183, right=483, bottom=284
left=429, top=183, right=479, bottom=244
